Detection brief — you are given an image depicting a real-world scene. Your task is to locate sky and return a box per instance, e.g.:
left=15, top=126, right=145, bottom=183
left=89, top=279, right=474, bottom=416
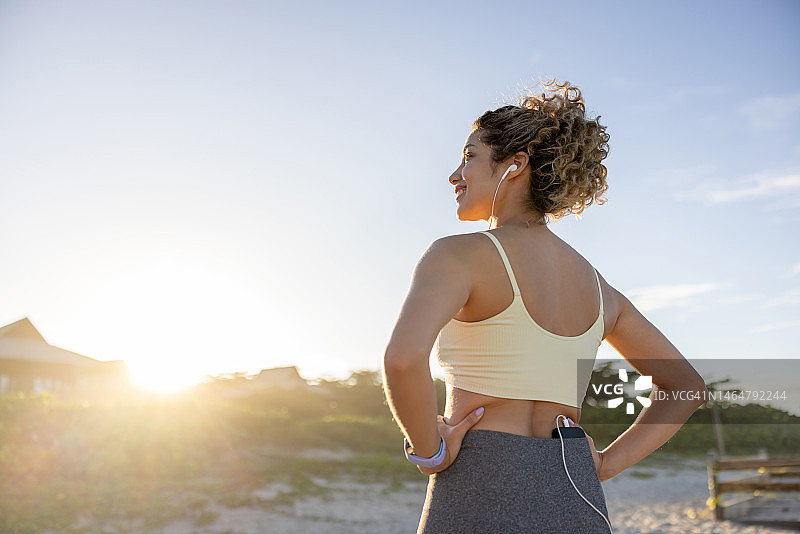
left=0, top=1, right=798, bottom=398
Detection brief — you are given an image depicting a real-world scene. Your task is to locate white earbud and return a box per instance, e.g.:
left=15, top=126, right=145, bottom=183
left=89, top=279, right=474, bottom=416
left=489, top=164, right=519, bottom=226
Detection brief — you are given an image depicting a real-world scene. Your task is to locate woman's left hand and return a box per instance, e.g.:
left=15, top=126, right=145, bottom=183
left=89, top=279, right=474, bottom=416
left=572, top=423, right=605, bottom=481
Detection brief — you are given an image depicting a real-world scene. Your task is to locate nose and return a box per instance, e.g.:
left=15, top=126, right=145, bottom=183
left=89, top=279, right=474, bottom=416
left=449, top=164, right=464, bottom=185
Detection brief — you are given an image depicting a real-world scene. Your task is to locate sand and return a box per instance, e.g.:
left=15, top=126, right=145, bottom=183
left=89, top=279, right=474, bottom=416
left=142, top=456, right=795, bottom=534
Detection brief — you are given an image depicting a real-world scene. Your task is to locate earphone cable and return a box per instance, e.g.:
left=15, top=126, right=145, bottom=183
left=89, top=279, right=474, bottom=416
left=556, top=414, right=614, bottom=533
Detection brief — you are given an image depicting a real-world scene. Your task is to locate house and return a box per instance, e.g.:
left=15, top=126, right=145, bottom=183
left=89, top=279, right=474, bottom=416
left=0, top=317, right=130, bottom=396
left=200, top=365, right=321, bottom=398
left=249, top=366, right=312, bottom=390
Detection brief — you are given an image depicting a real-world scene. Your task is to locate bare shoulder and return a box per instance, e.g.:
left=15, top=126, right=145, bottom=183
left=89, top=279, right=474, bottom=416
left=424, top=231, right=491, bottom=263
left=384, top=232, right=487, bottom=361
left=432, top=231, right=490, bottom=247
left=593, top=270, right=624, bottom=340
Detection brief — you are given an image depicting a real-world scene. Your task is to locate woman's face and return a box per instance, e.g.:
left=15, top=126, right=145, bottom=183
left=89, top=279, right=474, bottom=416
left=449, top=130, right=498, bottom=222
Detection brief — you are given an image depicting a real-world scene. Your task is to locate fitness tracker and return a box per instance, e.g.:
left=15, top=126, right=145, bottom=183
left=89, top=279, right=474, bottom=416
left=404, top=435, right=447, bottom=468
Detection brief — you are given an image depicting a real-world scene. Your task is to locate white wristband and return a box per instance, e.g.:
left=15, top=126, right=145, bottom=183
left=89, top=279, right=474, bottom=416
left=404, top=435, right=447, bottom=468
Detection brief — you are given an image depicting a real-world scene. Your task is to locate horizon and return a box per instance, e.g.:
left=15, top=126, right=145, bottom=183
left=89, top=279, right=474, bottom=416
left=4, top=313, right=799, bottom=417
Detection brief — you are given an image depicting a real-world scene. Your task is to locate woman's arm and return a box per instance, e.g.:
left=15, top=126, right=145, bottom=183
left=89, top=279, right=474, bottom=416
left=382, top=236, right=473, bottom=458
left=596, top=283, right=708, bottom=481
left=382, top=354, right=441, bottom=457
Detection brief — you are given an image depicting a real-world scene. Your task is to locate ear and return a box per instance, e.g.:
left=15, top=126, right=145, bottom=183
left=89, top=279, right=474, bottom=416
left=509, top=151, right=530, bottom=177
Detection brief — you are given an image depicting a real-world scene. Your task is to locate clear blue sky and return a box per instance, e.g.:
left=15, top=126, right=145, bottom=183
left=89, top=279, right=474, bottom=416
left=1, top=1, right=798, bottom=394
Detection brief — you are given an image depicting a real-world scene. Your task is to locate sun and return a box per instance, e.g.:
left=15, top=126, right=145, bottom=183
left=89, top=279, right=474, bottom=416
left=128, top=359, right=198, bottom=393
left=72, top=255, right=295, bottom=393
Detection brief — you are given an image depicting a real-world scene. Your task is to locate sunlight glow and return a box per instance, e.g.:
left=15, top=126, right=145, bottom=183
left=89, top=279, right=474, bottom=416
left=70, top=256, right=317, bottom=392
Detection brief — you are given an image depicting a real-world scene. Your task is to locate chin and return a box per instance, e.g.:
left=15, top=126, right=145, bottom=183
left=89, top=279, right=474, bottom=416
left=454, top=200, right=483, bottom=222
left=455, top=208, right=482, bottom=223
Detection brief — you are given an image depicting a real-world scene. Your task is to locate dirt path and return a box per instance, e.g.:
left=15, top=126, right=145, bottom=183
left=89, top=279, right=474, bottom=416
left=146, top=458, right=794, bottom=534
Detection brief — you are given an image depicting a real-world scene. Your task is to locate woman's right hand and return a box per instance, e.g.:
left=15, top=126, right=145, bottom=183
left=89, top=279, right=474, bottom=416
left=417, top=407, right=485, bottom=475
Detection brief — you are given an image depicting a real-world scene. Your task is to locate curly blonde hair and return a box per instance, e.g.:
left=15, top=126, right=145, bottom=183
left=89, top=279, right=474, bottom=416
left=472, top=79, right=609, bottom=224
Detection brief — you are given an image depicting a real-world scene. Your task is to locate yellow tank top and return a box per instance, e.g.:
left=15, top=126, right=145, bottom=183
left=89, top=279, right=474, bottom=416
left=435, top=231, right=604, bottom=407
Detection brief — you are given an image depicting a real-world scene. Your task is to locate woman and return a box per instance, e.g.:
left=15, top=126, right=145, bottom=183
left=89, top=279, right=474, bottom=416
left=382, top=80, right=708, bottom=533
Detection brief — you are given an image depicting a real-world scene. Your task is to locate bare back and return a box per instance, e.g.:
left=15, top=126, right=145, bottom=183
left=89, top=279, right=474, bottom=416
left=443, top=225, right=621, bottom=437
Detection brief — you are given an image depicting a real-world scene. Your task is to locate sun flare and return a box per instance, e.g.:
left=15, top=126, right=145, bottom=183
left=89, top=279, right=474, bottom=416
left=72, top=256, right=307, bottom=392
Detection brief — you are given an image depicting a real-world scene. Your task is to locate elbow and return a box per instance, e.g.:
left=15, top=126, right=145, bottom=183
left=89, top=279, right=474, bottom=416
left=383, top=351, right=404, bottom=375
left=383, top=347, right=426, bottom=375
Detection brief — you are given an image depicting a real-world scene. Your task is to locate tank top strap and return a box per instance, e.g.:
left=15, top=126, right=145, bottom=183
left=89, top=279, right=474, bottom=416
left=593, top=268, right=604, bottom=315
left=478, top=231, right=521, bottom=296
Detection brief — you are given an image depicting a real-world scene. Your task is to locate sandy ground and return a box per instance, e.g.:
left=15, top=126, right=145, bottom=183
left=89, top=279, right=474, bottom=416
left=146, top=456, right=797, bottom=534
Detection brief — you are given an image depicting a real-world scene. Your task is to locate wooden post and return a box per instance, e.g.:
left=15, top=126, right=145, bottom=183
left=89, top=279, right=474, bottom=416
left=711, top=400, right=725, bottom=457
left=707, top=451, right=723, bottom=520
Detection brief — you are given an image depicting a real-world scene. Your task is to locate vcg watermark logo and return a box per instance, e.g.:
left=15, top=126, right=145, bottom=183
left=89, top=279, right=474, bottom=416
left=592, top=369, right=653, bottom=414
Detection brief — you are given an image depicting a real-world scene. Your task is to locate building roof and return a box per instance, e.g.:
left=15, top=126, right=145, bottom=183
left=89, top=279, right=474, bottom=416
left=0, top=317, right=108, bottom=367
left=251, top=366, right=309, bottom=387
left=0, top=317, right=47, bottom=343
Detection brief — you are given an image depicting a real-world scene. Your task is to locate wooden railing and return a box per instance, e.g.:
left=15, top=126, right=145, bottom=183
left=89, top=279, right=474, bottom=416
left=707, top=453, right=800, bottom=521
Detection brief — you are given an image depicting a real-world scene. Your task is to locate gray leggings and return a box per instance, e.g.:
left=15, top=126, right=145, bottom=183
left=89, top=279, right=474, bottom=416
left=416, top=429, right=612, bottom=533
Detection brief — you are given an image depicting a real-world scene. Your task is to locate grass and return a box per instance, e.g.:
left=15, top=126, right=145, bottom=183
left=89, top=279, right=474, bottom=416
left=0, top=375, right=421, bottom=533
left=1, top=371, right=798, bottom=533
